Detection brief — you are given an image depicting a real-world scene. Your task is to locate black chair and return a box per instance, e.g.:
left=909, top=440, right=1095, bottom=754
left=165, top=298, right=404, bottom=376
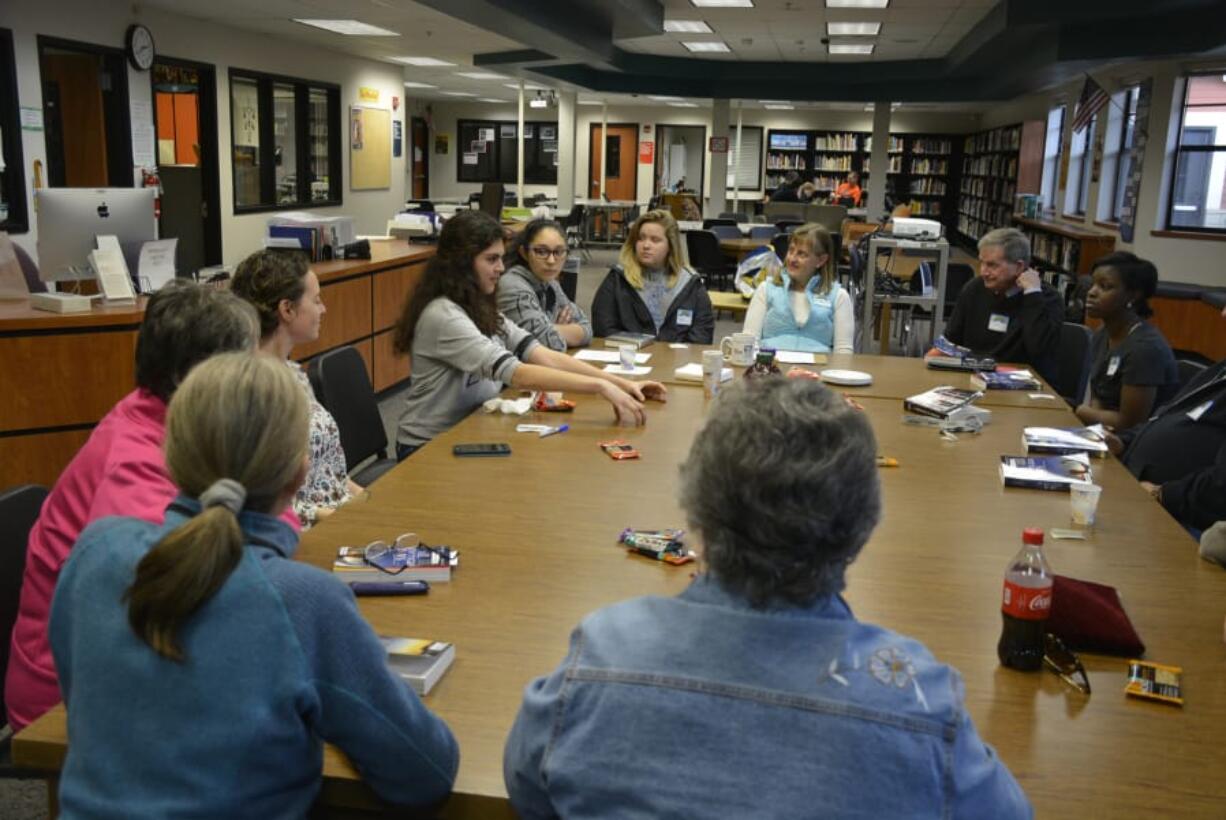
left=1, top=484, right=49, bottom=777
left=1052, top=323, right=1093, bottom=406
left=748, top=225, right=775, bottom=240
left=310, top=347, right=397, bottom=486
left=13, top=243, right=46, bottom=294
left=708, top=225, right=741, bottom=240
left=562, top=204, right=590, bottom=262
left=685, top=230, right=735, bottom=291
left=479, top=183, right=505, bottom=219
left=718, top=211, right=749, bottom=224
left=775, top=219, right=803, bottom=234
left=703, top=218, right=736, bottom=230
left=943, top=263, right=975, bottom=320
left=1177, top=358, right=1208, bottom=391
left=771, top=233, right=790, bottom=260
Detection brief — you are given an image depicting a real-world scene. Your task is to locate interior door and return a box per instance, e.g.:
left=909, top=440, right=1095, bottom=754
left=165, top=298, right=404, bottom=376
left=589, top=124, right=637, bottom=201
left=411, top=116, right=428, bottom=199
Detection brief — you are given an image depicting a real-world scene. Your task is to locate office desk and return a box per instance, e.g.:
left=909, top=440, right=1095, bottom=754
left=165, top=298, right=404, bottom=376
left=708, top=291, right=749, bottom=318
left=16, top=356, right=1225, bottom=818
left=0, top=241, right=434, bottom=489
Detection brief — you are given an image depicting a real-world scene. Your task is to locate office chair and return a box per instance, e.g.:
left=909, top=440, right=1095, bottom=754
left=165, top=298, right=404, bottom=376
left=943, top=263, right=975, bottom=320
left=748, top=225, right=775, bottom=240
left=708, top=225, right=741, bottom=240
left=561, top=204, right=590, bottom=263
left=1052, top=323, right=1094, bottom=406
left=703, top=218, right=737, bottom=230
left=718, top=211, right=749, bottom=223
left=1176, top=358, right=1208, bottom=391
left=479, top=183, right=505, bottom=220
left=12, top=243, right=46, bottom=294
left=309, top=347, right=397, bottom=486
left=775, top=220, right=803, bottom=234
left=771, top=233, right=790, bottom=261
left=685, top=230, right=735, bottom=291
left=1, top=484, right=49, bottom=778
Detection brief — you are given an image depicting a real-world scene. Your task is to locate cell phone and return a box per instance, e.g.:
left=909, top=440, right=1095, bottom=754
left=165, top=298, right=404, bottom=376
left=599, top=440, right=640, bottom=460
left=348, top=580, right=430, bottom=596
left=453, top=442, right=512, bottom=457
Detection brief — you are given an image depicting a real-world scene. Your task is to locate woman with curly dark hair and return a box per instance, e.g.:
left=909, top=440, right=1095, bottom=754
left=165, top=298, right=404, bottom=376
left=392, top=210, right=666, bottom=459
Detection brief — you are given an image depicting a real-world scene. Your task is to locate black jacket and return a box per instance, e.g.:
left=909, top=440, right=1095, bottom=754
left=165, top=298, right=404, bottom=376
left=590, top=266, right=715, bottom=344
left=945, top=277, right=1063, bottom=385
left=1121, top=359, right=1226, bottom=531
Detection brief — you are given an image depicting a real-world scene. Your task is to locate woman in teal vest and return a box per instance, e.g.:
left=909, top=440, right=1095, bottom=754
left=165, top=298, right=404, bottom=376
left=743, top=223, right=854, bottom=354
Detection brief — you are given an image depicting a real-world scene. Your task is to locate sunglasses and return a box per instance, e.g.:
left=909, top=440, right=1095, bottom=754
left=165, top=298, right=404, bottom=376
left=1044, top=633, right=1091, bottom=695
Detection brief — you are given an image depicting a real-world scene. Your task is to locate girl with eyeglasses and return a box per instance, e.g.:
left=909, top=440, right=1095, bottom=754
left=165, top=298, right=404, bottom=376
left=393, top=211, right=667, bottom=459
left=498, top=218, right=592, bottom=351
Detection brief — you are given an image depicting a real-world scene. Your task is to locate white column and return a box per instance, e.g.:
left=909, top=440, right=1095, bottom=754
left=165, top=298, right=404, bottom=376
left=709, top=98, right=731, bottom=216
left=556, top=90, right=577, bottom=211
left=517, top=81, right=525, bottom=207
left=599, top=102, right=608, bottom=199
left=866, top=101, right=892, bottom=217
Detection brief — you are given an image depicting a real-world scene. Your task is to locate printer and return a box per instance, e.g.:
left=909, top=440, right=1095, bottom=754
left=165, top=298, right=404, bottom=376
left=891, top=217, right=944, bottom=240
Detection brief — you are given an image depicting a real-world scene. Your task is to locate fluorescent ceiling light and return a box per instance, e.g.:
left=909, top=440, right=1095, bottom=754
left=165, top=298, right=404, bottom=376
left=826, top=0, right=889, bottom=7
left=683, top=41, right=731, bottom=52
left=578, top=99, right=604, bottom=105
left=669, top=102, right=699, bottom=108
left=529, top=98, right=548, bottom=109
left=504, top=82, right=547, bottom=90
left=441, top=91, right=477, bottom=97
left=456, top=71, right=507, bottom=80
left=764, top=104, right=794, bottom=110
left=759, top=99, right=789, bottom=104
left=827, top=22, right=881, bottom=36
left=664, top=20, right=713, bottom=33
left=294, top=19, right=399, bottom=36
left=402, top=81, right=436, bottom=89
left=691, top=0, right=753, bottom=7
left=829, top=43, right=875, bottom=55
left=478, top=98, right=506, bottom=103
left=650, top=95, right=683, bottom=101
left=392, top=56, right=455, bottom=66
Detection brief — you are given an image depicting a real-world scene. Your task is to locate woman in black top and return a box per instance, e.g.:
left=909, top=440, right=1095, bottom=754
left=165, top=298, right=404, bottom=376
left=1075, top=252, right=1178, bottom=430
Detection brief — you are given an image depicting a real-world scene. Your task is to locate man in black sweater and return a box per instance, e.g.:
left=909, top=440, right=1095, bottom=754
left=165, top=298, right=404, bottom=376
left=944, top=227, right=1063, bottom=384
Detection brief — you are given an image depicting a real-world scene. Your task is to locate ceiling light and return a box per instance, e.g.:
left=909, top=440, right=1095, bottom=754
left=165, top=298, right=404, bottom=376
left=864, top=104, right=875, bottom=111
left=664, top=20, right=714, bottom=33
left=827, top=22, right=881, bottom=36
left=479, top=98, right=506, bottom=103
left=650, top=95, right=683, bottom=101
left=456, top=72, right=507, bottom=80
left=294, top=19, right=400, bottom=36
left=441, top=91, right=477, bottom=97
left=578, top=99, right=604, bottom=105
left=826, top=0, right=889, bottom=7
left=764, top=104, right=794, bottom=110
left=829, top=43, right=875, bottom=55
left=402, top=81, right=436, bottom=89
left=759, top=99, right=789, bottom=104
left=391, top=56, right=455, bottom=66
left=690, top=0, right=753, bottom=6
left=683, top=41, right=731, bottom=52
left=669, top=102, right=699, bottom=108
left=504, top=82, right=547, bottom=91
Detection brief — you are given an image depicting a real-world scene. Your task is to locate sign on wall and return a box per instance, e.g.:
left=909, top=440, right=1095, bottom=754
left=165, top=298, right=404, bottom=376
left=638, top=140, right=654, bottom=164
left=709, top=136, right=729, bottom=153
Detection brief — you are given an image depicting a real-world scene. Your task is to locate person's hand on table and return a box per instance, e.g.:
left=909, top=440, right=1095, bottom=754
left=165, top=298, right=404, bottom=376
left=1140, top=481, right=1163, bottom=503
left=613, top=377, right=667, bottom=403
left=1017, top=267, right=1042, bottom=292
left=600, top=382, right=647, bottom=426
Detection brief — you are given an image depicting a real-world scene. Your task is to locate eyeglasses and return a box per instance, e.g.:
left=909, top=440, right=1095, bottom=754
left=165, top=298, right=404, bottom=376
left=1044, top=633, right=1091, bottom=695
left=529, top=246, right=568, bottom=261
left=360, top=533, right=453, bottom=575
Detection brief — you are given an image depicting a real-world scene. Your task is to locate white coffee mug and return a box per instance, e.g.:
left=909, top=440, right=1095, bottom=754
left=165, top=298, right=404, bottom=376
left=720, top=332, right=757, bottom=366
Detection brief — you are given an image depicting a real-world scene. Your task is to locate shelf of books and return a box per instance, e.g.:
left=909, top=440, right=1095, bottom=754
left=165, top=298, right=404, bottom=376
left=765, top=129, right=868, bottom=194
left=1012, top=216, right=1116, bottom=277
left=879, top=134, right=962, bottom=231
left=956, top=121, right=1043, bottom=244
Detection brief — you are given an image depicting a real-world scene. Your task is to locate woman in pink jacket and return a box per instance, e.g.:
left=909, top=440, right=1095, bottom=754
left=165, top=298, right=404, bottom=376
left=5, top=282, right=265, bottom=732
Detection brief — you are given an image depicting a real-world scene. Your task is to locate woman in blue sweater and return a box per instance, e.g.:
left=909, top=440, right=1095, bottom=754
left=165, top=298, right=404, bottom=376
left=50, top=353, right=458, bottom=819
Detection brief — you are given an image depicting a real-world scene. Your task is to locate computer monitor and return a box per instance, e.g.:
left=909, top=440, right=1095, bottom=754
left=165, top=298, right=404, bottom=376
left=478, top=182, right=504, bottom=221
left=35, top=188, right=158, bottom=282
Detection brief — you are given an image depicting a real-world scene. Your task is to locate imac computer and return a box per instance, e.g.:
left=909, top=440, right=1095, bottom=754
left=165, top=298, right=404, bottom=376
left=35, top=188, right=158, bottom=283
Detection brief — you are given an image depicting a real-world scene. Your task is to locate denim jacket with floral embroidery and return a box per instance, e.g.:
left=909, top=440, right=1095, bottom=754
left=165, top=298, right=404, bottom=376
left=504, top=574, right=1031, bottom=820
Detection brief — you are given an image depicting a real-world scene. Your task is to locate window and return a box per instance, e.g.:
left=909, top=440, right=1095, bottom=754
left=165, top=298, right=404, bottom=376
left=0, top=28, right=27, bottom=233
left=1167, top=74, right=1226, bottom=232
left=1097, top=85, right=1140, bottom=223
left=1039, top=105, right=1065, bottom=211
left=727, top=125, right=763, bottom=191
left=1064, top=115, right=1095, bottom=216
left=457, top=119, right=558, bottom=185
left=228, top=69, right=340, bottom=212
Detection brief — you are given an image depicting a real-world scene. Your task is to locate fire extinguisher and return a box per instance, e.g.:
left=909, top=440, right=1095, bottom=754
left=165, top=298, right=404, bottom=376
left=142, top=168, right=163, bottom=220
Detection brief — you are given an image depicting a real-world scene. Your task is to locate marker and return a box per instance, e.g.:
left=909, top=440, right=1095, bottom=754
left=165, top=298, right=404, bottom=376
left=876, top=456, right=899, bottom=468
left=540, top=424, right=569, bottom=438
left=349, top=580, right=430, bottom=596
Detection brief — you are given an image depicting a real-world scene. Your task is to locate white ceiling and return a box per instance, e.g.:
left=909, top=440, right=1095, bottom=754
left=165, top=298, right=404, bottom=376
left=138, top=0, right=996, bottom=108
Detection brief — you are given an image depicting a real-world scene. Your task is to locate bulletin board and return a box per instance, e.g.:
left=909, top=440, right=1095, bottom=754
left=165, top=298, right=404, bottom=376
left=350, top=105, right=391, bottom=190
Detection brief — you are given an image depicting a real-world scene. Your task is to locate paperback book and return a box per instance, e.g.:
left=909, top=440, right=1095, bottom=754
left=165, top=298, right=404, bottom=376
left=380, top=637, right=455, bottom=696
left=603, top=332, right=655, bottom=349
left=1000, top=453, right=1093, bottom=491
left=903, top=386, right=983, bottom=419
left=1022, top=425, right=1109, bottom=458
left=972, top=368, right=1041, bottom=391
left=333, top=544, right=458, bottom=583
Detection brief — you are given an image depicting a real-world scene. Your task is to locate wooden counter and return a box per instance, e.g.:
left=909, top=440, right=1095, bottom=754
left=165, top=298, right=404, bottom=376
left=0, top=240, right=434, bottom=489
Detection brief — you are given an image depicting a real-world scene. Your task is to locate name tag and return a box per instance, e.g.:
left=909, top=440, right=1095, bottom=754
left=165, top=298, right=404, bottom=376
left=676, top=309, right=693, bottom=327
left=1188, top=400, right=1214, bottom=421
left=1106, top=356, right=1120, bottom=377
left=988, top=313, right=1010, bottom=333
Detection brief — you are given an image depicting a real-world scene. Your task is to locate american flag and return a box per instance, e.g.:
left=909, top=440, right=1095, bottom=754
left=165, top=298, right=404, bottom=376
left=1071, top=75, right=1109, bottom=133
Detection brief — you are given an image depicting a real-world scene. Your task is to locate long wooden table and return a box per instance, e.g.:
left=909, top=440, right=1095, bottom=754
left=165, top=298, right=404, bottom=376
left=15, top=352, right=1226, bottom=818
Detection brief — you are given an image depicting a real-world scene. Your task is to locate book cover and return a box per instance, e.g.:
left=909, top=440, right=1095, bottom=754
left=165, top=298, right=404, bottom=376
left=1000, top=453, right=1093, bottom=491
left=380, top=637, right=455, bottom=696
left=1022, top=425, right=1109, bottom=458
left=903, top=386, right=983, bottom=419
left=972, top=369, right=1041, bottom=390
left=603, top=332, right=655, bottom=349
left=333, top=545, right=457, bottom=583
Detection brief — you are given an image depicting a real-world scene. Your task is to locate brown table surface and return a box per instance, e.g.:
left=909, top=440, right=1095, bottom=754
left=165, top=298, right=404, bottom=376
left=708, top=290, right=750, bottom=316
left=16, top=355, right=1224, bottom=818
left=718, top=236, right=768, bottom=261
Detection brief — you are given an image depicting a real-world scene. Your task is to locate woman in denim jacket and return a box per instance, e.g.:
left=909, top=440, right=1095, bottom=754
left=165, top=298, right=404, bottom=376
left=504, top=378, right=1031, bottom=819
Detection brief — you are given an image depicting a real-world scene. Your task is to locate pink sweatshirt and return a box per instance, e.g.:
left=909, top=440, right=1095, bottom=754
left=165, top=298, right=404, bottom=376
left=5, top=388, right=300, bottom=731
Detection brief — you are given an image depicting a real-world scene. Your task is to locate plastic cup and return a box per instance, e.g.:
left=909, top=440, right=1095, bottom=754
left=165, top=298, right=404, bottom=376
left=618, top=344, right=635, bottom=371
left=1070, top=483, right=1102, bottom=530
left=702, top=350, right=724, bottom=399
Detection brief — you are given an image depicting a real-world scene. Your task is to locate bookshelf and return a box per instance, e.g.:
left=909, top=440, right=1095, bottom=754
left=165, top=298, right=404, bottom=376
left=956, top=121, right=1043, bottom=243
left=766, top=129, right=868, bottom=195
left=1012, top=216, right=1116, bottom=276
left=877, top=134, right=963, bottom=233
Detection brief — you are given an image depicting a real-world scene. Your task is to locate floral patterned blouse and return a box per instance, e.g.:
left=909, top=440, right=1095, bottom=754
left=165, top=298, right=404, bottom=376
left=288, top=362, right=352, bottom=528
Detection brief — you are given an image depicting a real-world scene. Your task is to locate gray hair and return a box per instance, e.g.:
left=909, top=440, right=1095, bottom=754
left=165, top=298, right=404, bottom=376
left=678, top=378, right=881, bottom=608
left=978, top=227, right=1030, bottom=266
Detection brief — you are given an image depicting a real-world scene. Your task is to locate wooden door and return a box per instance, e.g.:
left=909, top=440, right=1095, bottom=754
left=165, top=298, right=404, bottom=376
left=411, top=117, right=429, bottom=199
left=589, top=124, right=637, bottom=201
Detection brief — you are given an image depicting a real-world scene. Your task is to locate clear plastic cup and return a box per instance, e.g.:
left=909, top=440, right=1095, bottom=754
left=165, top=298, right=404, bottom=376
left=1070, top=483, right=1102, bottom=530
left=618, top=344, right=635, bottom=371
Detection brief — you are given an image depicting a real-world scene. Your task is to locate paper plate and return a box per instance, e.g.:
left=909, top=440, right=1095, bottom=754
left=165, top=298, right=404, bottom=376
left=819, top=368, right=873, bottom=386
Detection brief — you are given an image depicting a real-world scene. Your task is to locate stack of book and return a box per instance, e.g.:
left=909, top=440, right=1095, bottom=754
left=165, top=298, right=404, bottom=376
left=903, top=386, right=983, bottom=420
left=333, top=544, right=459, bottom=584
left=971, top=368, right=1042, bottom=391
left=1022, top=425, right=1109, bottom=458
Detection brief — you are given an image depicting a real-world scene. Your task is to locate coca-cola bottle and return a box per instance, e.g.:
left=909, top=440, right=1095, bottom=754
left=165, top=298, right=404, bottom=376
left=997, top=527, right=1053, bottom=671
left=744, top=348, right=781, bottom=380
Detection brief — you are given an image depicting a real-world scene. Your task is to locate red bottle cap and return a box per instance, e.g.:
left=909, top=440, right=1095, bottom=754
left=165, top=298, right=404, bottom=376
left=1022, top=527, right=1044, bottom=545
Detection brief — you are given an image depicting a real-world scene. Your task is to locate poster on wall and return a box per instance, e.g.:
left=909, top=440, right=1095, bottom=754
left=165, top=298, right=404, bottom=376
left=463, top=152, right=478, bottom=165
left=393, top=119, right=403, bottom=158
left=1118, top=79, right=1153, bottom=244
left=638, top=140, right=654, bottom=164
left=435, top=134, right=450, bottom=154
